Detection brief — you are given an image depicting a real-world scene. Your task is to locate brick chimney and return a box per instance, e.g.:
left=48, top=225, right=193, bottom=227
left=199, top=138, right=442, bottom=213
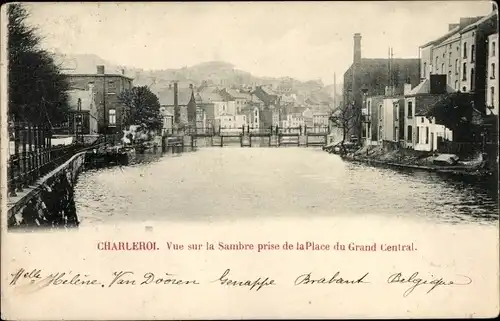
left=353, top=33, right=362, bottom=64
left=404, top=83, right=412, bottom=95
left=173, top=81, right=178, bottom=112
left=96, top=65, right=105, bottom=74
left=430, top=74, right=447, bottom=94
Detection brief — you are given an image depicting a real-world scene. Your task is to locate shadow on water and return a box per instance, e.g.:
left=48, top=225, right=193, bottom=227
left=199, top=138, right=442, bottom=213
left=73, top=147, right=498, bottom=226
left=346, top=161, right=499, bottom=224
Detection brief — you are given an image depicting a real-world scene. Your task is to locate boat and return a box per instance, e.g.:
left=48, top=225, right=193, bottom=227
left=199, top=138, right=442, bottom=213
left=85, top=144, right=135, bottom=168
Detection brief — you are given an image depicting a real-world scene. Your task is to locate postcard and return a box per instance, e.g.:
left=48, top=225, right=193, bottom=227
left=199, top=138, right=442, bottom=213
left=1, top=1, right=499, bottom=320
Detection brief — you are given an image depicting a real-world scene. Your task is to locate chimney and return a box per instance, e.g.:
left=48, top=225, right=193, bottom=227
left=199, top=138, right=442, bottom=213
left=121, top=69, right=125, bottom=75
left=173, top=81, right=179, bottom=110
left=189, top=84, right=193, bottom=89
left=430, top=74, right=447, bottom=94
left=353, top=33, right=362, bottom=64
left=96, top=65, right=105, bottom=74
left=448, top=23, right=459, bottom=31
left=384, top=86, right=393, bottom=97
left=404, top=83, right=412, bottom=95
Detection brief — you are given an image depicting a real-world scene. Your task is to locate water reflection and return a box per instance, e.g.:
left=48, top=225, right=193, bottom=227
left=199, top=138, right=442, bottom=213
left=74, top=148, right=498, bottom=226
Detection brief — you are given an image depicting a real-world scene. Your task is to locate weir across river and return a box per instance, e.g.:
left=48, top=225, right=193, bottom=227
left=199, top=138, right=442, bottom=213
left=162, top=125, right=330, bottom=150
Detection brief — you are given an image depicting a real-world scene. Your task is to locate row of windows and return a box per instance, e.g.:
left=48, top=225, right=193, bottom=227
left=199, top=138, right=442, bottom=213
left=401, top=125, right=432, bottom=143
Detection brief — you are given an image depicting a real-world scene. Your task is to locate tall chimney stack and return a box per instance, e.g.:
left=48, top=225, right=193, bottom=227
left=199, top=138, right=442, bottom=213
left=353, top=33, right=362, bottom=64
left=173, top=81, right=179, bottom=123
left=174, top=82, right=178, bottom=107
left=97, top=65, right=105, bottom=75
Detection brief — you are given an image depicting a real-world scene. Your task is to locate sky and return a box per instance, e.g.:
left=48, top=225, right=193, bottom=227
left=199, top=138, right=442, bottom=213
left=24, top=1, right=494, bottom=85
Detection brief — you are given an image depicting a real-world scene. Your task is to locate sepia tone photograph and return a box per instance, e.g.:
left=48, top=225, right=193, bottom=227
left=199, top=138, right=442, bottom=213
left=1, top=1, right=499, bottom=319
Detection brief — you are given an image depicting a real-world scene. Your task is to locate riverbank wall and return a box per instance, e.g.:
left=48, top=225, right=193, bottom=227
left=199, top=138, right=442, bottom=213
left=7, top=151, right=87, bottom=229
left=339, top=144, right=498, bottom=183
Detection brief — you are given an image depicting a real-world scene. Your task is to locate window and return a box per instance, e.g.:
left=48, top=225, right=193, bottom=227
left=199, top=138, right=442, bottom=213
left=463, top=42, right=467, bottom=58
left=379, top=105, right=383, bottom=120
left=491, top=63, right=496, bottom=79
left=491, top=87, right=495, bottom=107
left=492, top=42, right=496, bottom=57
left=423, top=62, right=427, bottom=76
left=471, top=45, right=475, bottom=62
left=425, top=127, right=429, bottom=144
left=441, top=63, right=445, bottom=74
left=421, top=117, right=424, bottom=123
left=455, top=80, right=459, bottom=90
left=407, top=101, right=413, bottom=118
left=455, top=59, right=459, bottom=74
left=108, top=109, right=116, bottom=126
left=471, top=68, right=475, bottom=90
left=416, top=126, right=420, bottom=143
left=407, top=125, right=413, bottom=142
left=435, top=57, right=439, bottom=71
left=107, top=81, right=116, bottom=94
left=463, top=63, right=467, bottom=80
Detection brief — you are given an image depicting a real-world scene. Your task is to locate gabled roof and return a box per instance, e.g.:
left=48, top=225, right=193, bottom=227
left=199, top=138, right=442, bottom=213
left=420, top=16, right=485, bottom=48
left=158, top=88, right=194, bottom=106
left=225, top=88, right=251, bottom=100
left=461, top=11, right=497, bottom=34
left=197, top=87, right=225, bottom=103
left=406, top=78, right=455, bottom=96
left=260, top=86, right=277, bottom=96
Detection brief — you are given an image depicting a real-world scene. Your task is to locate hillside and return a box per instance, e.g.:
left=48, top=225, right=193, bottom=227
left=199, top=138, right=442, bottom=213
left=54, top=53, right=341, bottom=99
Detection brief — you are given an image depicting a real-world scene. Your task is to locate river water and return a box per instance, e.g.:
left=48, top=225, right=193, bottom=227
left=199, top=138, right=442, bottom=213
left=74, top=147, right=498, bottom=226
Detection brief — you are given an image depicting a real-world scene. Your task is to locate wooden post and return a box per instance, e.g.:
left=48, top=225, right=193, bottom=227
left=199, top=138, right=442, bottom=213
left=27, top=123, right=34, bottom=185
left=12, top=123, right=21, bottom=193
left=8, top=123, right=17, bottom=195
left=21, top=126, right=28, bottom=188
left=35, top=126, right=41, bottom=179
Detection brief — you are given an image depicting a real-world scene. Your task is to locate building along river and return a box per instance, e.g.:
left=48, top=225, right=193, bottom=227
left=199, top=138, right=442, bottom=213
left=73, top=147, right=498, bottom=226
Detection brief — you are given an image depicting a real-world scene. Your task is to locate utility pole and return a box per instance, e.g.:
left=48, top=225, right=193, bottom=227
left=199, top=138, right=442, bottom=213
left=103, top=73, right=107, bottom=136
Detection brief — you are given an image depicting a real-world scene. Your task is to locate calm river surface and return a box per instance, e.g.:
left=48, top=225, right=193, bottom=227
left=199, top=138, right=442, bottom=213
left=74, top=147, right=498, bottom=226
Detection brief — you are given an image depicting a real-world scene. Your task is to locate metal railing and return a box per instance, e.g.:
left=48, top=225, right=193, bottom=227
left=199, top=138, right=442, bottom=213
left=7, top=122, right=105, bottom=197
left=162, top=125, right=330, bottom=137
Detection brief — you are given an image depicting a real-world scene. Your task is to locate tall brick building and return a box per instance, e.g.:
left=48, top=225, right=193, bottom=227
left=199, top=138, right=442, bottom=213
left=343, top=33, right=420, bottom=138
left=65, top=65, right=133, bottom=134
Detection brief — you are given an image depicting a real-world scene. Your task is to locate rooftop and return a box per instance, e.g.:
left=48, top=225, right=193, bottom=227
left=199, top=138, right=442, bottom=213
left=406, top=78, right=455, bottom=96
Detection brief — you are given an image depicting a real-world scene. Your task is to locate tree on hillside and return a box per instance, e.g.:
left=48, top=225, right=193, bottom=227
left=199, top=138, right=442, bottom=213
left=329, top=102, right=360, bottom=153
left=8, top=3, right=69, bottom=126
left=118, top=86, right=163, bottom=131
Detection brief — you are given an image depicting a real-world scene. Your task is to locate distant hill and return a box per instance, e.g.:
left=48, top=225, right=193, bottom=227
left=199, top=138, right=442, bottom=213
left=54, top=53, right=338, bottom=100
